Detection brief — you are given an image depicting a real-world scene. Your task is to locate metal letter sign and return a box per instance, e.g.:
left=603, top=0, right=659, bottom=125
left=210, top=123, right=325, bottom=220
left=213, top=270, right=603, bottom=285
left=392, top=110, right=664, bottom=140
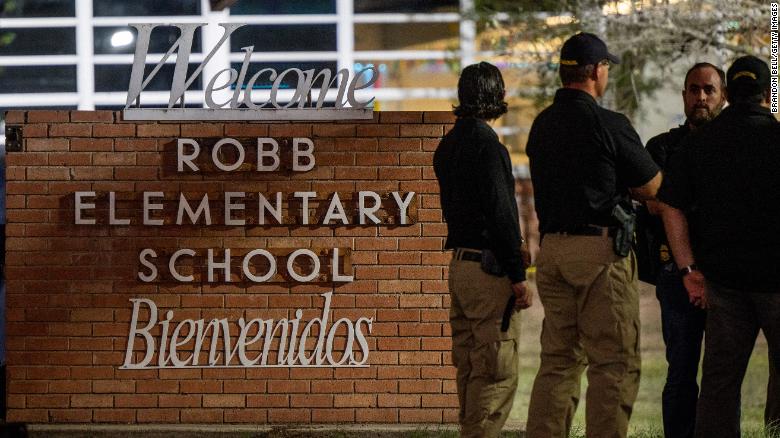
left=123, top=23, right=377, bottom=121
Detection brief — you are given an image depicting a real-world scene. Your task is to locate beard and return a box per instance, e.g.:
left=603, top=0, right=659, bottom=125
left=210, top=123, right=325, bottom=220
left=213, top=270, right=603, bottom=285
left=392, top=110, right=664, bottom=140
left=688, top=105, right=721, bottom=127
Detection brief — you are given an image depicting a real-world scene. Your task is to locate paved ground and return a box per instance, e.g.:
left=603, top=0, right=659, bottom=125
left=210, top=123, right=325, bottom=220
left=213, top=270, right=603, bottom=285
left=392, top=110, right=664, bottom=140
left=16, top=424, right=523, bottom=438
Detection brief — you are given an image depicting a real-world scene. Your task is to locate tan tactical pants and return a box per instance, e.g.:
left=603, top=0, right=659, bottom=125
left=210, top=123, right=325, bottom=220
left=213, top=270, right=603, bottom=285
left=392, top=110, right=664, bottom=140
left=526, top=234, right=641, bottom=438
left=449, top=256, right=522, bottom=438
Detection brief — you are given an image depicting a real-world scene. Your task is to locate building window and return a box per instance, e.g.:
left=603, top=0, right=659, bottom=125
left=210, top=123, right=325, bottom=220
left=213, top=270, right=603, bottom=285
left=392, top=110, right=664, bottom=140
left=94, top=64, right=204, bottom=92
left=0, top=1, right=471, bottom=114
left=354, top=0, right=458, bottom=13
left=92, top=0, right=200, bottom=17
left=1, top=0, right=75, bottom=18
left=0, top=65, right=77, bottom=93
left=355, top=60, right=457, bottom=89
left=230, top=25, right=338, bottom=52
left=0, top=28, right=76, bottom=55
left=94, top=27, right=203, bottom=55
left=354, top=23, right=458, bottom=51
left=230, top=0, right=336, bottom=15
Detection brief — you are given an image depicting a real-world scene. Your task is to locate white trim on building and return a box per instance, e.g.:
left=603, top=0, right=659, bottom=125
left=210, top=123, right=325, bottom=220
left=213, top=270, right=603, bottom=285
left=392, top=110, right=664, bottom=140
left=0, top=1, right=500, bottom=146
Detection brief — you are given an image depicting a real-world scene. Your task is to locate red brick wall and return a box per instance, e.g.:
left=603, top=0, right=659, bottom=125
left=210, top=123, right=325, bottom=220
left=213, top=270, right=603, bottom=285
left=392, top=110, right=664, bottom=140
left=3, top=110, right=458, bottom=424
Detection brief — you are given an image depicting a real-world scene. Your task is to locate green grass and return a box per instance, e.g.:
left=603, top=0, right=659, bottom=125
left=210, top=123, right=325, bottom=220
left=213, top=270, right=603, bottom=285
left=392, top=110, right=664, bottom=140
left=405, top=431, right=459, bottom=438
left=509, top=279, right=774, bottom=437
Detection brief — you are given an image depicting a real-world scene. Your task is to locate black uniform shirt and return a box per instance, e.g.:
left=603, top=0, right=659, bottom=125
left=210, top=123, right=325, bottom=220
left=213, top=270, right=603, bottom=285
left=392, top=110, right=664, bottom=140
left=527, top=88, right=659, bottom=234
left=658, top=103, right=780, bottom=292
left=433, top=117, right=526, bottom=283
left=645, top=123, right=691, bottom=246
left=646, top=124, right=691, bottom=170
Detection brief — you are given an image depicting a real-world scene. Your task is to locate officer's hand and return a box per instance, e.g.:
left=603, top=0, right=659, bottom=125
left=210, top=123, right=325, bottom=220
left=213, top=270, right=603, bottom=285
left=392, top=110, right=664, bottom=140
left=683, top=270, right=707, bottom=309
left=512, top=281, right=532, bottom=310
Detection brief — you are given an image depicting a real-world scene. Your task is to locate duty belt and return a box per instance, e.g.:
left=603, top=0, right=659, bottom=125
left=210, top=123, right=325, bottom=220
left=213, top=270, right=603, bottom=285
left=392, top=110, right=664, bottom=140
left=454, top=248, right=481, bottom=262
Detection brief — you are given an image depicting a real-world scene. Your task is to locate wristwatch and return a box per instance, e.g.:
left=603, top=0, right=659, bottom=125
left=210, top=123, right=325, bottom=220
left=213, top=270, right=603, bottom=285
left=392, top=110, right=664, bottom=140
left=680, top=264, right=699, bottom=276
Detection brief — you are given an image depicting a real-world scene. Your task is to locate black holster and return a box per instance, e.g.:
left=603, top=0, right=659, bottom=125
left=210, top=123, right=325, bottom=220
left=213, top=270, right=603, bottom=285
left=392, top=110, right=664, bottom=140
left=611, top=204, right=636, bottom=257
left=500, top=294, right=515, bottom=332
left=480, top=249, right=506, bottom=277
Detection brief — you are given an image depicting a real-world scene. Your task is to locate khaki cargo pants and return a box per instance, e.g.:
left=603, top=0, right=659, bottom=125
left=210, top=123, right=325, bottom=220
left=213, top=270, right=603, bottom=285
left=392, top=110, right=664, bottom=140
left=449, top=255, right=522, bottom=438
left=526, top=234, right=641, bottom=438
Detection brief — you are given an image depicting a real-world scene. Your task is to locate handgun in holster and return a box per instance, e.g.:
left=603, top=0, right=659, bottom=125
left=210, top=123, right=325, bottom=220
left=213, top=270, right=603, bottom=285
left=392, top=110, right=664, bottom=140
left=501, top=294, right=515, bottom=332
left=478, top=232, right=515, bottom=331
left=611, top=204, right=636, bottom=257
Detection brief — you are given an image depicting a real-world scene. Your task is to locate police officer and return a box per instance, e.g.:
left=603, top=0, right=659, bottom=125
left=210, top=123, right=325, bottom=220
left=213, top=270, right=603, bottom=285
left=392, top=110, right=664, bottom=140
left=658, top=55, right=780, bottom=438
left=645, top=62, right=726, bottom=438
left=525, top=33, right=661, bottom=438
left=434, top=62, right=531, bottom=438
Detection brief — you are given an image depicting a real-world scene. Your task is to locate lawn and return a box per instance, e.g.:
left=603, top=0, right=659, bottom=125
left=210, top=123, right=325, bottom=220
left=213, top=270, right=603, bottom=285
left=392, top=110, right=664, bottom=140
left=509, top=277, right=775, bottom=437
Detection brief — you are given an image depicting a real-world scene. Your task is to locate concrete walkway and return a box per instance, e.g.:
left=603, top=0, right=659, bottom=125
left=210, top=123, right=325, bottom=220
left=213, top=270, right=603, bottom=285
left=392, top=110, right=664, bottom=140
left=10, top=422, right=526, bottom=437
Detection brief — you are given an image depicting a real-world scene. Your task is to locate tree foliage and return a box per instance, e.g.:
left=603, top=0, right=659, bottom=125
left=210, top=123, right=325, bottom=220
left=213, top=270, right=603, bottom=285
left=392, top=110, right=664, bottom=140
left=474, top=0, right=771, bottom=118
left=0, top=0, right=17, bottom=47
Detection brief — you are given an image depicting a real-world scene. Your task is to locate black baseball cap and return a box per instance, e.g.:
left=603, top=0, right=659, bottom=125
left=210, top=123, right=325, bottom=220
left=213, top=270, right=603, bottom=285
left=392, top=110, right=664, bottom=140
left=727, top=55, right=770, bottom=96
left=560, top=32, right=621, bottom=66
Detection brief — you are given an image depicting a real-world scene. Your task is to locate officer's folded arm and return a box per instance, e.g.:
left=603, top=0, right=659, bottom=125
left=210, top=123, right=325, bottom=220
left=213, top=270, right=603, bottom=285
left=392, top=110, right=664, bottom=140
left=658, top=201, right=708, bottom=308
left=629, top=170, right=662, bottom=201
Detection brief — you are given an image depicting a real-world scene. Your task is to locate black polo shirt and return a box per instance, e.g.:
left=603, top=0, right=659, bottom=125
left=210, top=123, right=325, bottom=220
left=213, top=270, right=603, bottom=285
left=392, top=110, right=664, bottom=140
left=644, top=123, right=691, bottom=247
left=658, top=103, right=780, bottom=292
left=647, top=124, right=691, bottom=170
left=433, top=117, right=526, bottom=283
left=527, top=88, right=659, bottom=234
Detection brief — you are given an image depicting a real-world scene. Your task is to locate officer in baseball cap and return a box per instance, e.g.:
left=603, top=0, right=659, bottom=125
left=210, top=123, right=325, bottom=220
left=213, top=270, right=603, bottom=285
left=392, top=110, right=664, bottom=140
left=657, top=55, right=780, bottom=438
left=525, top=31, right=660, bottom=438
left=559, top=32, right=622, bottom=66
left=726, top=54, right=771, bottom=98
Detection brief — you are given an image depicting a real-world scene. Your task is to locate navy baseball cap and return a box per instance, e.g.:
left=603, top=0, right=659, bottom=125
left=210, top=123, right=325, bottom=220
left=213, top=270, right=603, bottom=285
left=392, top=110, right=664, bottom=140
left=560, top=32, right=621, bottom=66
left=727, top=55, right=770, bottom=96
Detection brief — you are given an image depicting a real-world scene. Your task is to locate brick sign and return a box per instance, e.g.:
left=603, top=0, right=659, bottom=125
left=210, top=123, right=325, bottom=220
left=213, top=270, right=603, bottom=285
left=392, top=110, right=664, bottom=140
left=4, top=110, right=457, bottom=424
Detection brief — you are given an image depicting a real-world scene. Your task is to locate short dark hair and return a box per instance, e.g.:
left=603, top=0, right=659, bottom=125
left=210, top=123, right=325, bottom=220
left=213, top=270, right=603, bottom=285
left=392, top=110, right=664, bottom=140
left=683, top=62, right=725, bottom=89
left=453, top=62, right=508, bottom=120
left=559, top=64, right=595, bottom=85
